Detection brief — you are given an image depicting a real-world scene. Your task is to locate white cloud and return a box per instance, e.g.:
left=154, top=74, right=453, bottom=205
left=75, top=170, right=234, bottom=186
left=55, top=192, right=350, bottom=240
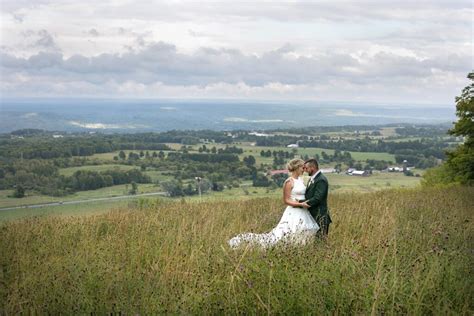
left=0, top=0, right=471, bottom=104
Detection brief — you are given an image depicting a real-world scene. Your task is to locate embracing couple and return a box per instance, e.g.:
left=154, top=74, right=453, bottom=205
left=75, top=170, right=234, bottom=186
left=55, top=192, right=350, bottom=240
left=229, top=158, right=332, bottom=248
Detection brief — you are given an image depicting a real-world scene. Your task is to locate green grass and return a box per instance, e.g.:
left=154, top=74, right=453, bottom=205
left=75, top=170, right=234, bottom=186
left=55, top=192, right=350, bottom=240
left=327, top=172, right=422, bottom=193
left=0, top=183, right=161, bottom=209
left=379, top=127, right=398, bottom=137
left=143, top=170, right=174, bottom=182
left=0, top=199, right=131, bottom=222
left=0, top=186, right=472, bottom=314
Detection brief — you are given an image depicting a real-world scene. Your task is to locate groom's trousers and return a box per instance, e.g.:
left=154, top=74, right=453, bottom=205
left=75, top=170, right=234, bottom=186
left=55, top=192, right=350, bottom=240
left=315, top=215, right=331, bottom=239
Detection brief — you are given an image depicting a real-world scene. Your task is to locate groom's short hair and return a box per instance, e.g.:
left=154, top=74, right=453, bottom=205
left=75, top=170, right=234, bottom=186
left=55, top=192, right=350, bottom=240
left=305, top=158, right=319, bottom=169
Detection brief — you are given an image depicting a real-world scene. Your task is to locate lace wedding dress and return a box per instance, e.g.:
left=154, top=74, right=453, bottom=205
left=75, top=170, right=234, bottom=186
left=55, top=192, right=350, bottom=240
left=228, top=177, right=319, bottom=248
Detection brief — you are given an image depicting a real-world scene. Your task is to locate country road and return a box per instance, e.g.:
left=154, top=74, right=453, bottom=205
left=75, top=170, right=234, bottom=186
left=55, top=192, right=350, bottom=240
left=0, top=192, right=168, bottom=211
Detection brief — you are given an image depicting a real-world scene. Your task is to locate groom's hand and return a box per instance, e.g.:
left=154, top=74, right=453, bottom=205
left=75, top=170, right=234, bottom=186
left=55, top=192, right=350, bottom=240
left=301, top=202, right=310, bottom=209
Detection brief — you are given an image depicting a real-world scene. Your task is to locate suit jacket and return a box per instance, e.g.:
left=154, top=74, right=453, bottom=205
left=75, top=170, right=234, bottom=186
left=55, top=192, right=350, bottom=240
left=305, top=172, right=332, bottom=223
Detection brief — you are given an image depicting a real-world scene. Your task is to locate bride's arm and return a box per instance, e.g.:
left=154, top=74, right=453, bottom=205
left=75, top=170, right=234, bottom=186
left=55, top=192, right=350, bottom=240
left=283, top=178, right=303, bottom=207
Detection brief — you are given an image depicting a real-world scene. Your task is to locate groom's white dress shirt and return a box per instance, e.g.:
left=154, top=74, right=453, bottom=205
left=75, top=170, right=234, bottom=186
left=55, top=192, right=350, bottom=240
left=308, top=170, right=321, bottom=186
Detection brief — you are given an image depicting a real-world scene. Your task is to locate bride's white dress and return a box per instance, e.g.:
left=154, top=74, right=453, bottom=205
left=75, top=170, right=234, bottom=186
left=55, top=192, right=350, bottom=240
left=228, top=177, right=319, bottom=248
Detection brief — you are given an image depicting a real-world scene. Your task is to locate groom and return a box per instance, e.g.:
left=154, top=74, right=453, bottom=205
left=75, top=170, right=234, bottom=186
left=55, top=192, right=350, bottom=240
left=302, top=159, right=332, bottom=238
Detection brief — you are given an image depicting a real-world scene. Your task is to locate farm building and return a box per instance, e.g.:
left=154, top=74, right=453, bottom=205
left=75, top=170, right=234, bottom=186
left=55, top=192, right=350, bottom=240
left=268, top=170, right=288, bottom=176
left=347, top=169, right=370, bottom=176
left=320, top=168, right=337, bottom=174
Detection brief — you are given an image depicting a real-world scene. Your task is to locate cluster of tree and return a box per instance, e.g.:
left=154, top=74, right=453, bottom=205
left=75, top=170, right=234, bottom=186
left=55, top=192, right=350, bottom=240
left=253, top=173, right=273, bottom=187
left=272, top=151, right=296, bottom=168
left=167, top=152, right=240, bottom=163
left=394, top=125, right=451, bottom=138
left=114, top=150, right=167, bottom=162
left=0, top=159, right=150, bottom=196
left=51, top=157, right=105, bottom=168
left=253, top=172, right=291, bottom=188
left=423, top=72, right=474, bottom=186
left=198, top=145, right=243, bottom=154
left=364, top=159, right=391, bottom=171
left=118, top=130, right=232, bottom=144
left=318, top=150, right=353, bottom=164
left=394, top=154, right=438, bottom=169
left=255, top=136, right=299, bottom=147
left=298, top=138, right=447, bottom=158
left=160, top=179, right=212, bottom=197
left=0, top=133, right=171, bottom=159
left=10, top=129, right=53, bottom=136
left=64, top=169, right=150, bottom=192
left=259, top=149, right=297, bottom=158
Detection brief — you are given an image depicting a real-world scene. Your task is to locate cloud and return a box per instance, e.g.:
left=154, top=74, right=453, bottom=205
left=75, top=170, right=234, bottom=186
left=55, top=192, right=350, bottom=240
left=1, top=41, right=469, bottom=87
left=88, top=28, right=99, bottom=37
left=0, top=1, right=471, bottom=104
left=19, top=29, right=59, bottom=51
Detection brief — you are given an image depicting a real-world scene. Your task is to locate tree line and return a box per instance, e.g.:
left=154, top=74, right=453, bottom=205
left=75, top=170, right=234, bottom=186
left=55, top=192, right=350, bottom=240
left=423, top=72, right=474, bottom=186
left=0, top=159, right=150, bottom=196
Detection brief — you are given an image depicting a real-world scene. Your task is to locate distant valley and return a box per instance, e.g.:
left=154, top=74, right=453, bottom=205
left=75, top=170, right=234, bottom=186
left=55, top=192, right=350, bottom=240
left=0, top=98, right=455, bottom=133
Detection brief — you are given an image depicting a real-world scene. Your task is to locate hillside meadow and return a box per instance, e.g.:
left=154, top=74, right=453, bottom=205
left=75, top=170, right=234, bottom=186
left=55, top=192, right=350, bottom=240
left=0, top=186, right=472, bottom=314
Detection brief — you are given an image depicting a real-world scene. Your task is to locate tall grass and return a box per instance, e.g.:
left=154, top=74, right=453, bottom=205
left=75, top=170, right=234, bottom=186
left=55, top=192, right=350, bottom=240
left=0, top=187, right=472, bottom=314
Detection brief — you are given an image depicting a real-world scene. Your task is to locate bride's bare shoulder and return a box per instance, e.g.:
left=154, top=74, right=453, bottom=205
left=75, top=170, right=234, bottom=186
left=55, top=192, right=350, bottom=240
left=283, top=177, right=294, bottom=186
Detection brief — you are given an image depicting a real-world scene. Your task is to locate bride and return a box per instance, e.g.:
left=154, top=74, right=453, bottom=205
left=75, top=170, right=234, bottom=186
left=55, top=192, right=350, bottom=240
left=228, top=158, right=319, bottom=248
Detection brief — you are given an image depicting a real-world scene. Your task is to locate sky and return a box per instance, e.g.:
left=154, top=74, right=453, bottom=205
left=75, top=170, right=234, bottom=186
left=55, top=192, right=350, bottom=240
left=0, top=0, right=472, bottom=105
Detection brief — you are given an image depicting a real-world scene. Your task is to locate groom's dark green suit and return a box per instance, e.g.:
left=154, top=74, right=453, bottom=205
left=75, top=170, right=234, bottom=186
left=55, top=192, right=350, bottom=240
left=305, top=171, right=332, bottom=236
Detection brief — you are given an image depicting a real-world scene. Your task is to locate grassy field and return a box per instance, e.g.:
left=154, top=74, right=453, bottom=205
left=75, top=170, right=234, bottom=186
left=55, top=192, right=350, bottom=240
left=0, top=199, right=132, bottom=222
left=0, top=188, right=279, bottom=222
left=0, top=186, right=472, bottom=314
left=0, top=183, right=161, bottom=209
left=327, top=172, right=421, bottom=193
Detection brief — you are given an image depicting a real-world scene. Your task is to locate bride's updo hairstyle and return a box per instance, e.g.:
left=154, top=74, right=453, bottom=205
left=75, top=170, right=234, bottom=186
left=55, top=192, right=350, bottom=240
left=287, top=158, right=304, bottom=173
